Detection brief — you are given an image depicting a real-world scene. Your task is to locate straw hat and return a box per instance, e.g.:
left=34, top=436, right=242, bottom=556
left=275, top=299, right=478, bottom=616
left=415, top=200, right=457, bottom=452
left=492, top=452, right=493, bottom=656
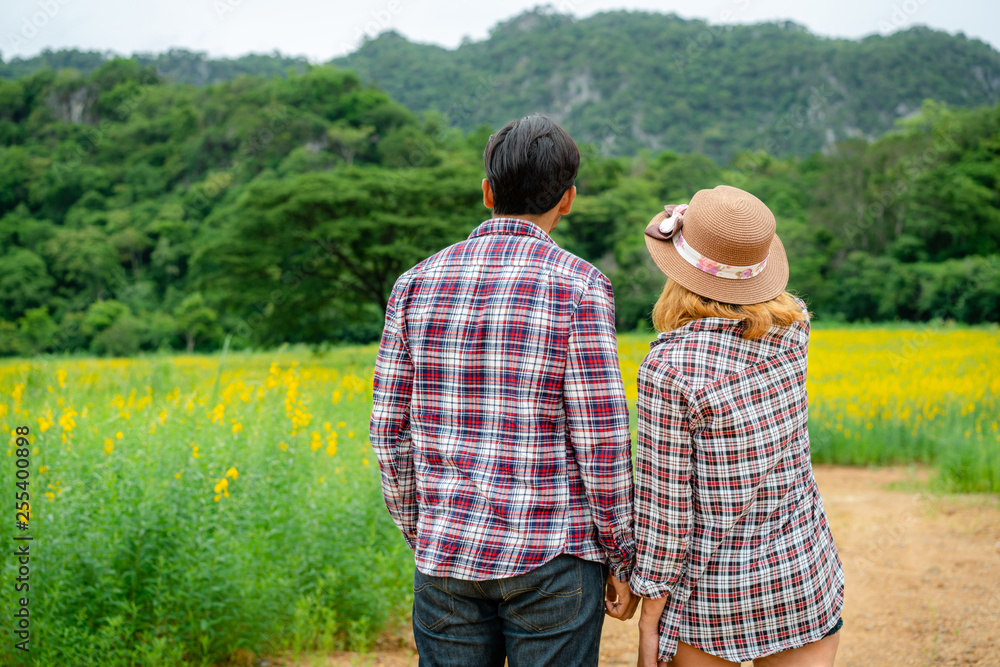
left=643, top=185, right=788, bottom=305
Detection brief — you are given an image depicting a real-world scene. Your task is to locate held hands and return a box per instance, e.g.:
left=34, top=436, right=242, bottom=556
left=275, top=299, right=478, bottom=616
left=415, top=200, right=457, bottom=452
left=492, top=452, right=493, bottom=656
left=604, top=574, right=639, bottom=620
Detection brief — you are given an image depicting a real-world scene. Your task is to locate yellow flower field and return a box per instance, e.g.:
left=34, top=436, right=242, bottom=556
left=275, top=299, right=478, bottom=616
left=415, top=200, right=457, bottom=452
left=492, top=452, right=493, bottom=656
left=0, top=327, right=997, bottom=665
left=618, top=328, right=1000, bottom=490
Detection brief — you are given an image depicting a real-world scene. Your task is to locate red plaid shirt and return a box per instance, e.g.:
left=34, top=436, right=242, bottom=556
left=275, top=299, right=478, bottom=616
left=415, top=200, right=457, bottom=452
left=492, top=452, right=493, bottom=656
left=369, top=218, right=635, bottom=581
left=631, top=303, right=844, bottom=662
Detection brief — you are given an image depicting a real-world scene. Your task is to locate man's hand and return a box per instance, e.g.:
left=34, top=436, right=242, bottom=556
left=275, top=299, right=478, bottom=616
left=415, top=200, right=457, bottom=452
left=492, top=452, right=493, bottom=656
left=604, top=574, right=639, bottom=620
left=636, top=596, right=668, bottom=667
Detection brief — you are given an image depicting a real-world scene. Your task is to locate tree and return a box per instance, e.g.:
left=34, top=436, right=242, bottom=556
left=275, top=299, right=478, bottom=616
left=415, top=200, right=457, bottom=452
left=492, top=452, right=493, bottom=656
left=191, top=163, right=482, bottom=345
left=326, top=121, right=374, bottom=164
left=0, top=248, right=55, bottom=320
left=173, top=292, right=220, bottom=352
left=17, top=307, right=57, bottom=355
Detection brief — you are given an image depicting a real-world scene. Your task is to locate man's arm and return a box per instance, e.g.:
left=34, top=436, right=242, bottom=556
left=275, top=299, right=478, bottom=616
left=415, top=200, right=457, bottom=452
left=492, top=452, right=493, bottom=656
left=564, top=274, right=636, bottom=589
left=369, top=282, right=417, bottom=548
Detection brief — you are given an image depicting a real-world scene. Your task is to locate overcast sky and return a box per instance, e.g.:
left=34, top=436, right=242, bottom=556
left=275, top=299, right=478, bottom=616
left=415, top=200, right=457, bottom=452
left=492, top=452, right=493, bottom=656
left=2, top=0, right=998, bottom=62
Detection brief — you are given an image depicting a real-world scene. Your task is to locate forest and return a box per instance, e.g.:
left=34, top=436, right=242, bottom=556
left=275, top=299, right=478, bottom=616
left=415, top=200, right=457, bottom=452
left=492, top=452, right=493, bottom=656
left=0, top=29, right=998, bottom=357
left=334, top=8, right=1000, bottom=160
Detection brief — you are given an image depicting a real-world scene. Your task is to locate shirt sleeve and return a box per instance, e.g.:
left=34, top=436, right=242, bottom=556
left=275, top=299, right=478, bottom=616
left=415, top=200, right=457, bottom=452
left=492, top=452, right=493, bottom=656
left=630, top=359, right=694, bottom=599
left=564, top=274, right=636, bottom=581
left=369, top=279, right=417, bottom=549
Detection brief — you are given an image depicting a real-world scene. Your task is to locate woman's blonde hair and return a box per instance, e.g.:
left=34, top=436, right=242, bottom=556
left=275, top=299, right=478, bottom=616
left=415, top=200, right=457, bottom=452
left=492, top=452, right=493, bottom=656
left=652, top=279, right=811, bottom=340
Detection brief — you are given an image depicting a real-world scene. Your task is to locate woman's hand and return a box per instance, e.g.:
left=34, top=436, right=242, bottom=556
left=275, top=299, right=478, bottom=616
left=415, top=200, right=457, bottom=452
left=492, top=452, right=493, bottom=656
left=636, top=596, right=669, bottom=667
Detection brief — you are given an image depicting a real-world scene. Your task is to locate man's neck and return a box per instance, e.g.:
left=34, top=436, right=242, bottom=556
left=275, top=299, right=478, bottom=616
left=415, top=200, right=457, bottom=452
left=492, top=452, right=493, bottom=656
left=492, top=212, right=560, bottom=234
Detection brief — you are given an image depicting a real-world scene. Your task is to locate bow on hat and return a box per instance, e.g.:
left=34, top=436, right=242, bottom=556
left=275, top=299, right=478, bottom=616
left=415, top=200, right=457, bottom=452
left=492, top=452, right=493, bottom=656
left=644, top=204, right=688, bottom=241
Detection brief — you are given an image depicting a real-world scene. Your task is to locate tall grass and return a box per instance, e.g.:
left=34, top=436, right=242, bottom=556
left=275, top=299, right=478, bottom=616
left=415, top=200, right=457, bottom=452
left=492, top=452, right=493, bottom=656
left=0, top=326, right=996, bottom=664
left=1, top=347, right=411, bottom=665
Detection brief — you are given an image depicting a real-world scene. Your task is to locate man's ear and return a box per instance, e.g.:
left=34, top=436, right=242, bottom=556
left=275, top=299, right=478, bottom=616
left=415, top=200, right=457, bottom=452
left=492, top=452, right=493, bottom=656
left=482, top=179, right=494, bottom=210
left=558, top=185, right=577, bottom=215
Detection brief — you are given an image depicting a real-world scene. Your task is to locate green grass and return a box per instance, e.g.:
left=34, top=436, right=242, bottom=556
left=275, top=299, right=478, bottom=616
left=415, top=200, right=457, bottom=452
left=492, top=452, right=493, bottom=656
left=1, top=346, right=412, bottom=666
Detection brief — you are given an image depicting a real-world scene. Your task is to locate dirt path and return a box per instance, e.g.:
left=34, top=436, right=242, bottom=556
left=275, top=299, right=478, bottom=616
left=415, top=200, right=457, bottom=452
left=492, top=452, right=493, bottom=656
left=269, top=466, right=1000, bottom=667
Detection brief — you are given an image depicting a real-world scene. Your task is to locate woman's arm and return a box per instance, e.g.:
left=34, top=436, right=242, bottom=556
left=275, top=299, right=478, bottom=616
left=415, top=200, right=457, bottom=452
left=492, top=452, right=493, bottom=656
left=630, top=359, right=694, bottom=598
left=631, top=358, right=695, bottom=663
left=637, top=596, right=669, bottom=667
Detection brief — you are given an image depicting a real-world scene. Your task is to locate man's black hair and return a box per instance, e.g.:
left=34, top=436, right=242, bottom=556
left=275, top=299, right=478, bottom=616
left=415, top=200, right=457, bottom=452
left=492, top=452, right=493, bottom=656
left=483, top=114, right=580, bottom=216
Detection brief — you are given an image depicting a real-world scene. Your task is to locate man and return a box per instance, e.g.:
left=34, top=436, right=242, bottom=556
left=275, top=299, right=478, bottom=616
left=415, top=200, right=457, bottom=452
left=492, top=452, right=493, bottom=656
left=369, top=114, right=636, bottom=666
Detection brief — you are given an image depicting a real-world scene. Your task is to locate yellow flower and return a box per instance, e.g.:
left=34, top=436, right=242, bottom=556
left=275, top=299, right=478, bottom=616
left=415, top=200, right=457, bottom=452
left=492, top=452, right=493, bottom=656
left=318, top=476, right=325, bottom=483
left=347, top=431, right=354, bottom=439
left=103, top=439, right=114, bottom=455
left=231, top=421, right=243, bottom=435
left=362, top=458, right=369, bottom=466
left=279, top=441, right=289, bottom=452
left=212, top=403, right=225, bottom=424
left=226, top=467, right=238, bottom=479
left=214, top=478, right=229, bottom=493
left=116, top=431, right=123, bottom=440
left=45, top=491, right=55, bottom=501
left=192, top=446, right=200, bottom=459
left=175, top=472, right=182, bottom=479
left=337, top=421, right=346, bottom=428
left=38, top=465, right=49, bottom=474
left=326, top=443, right=337, bottom=457
left=58, top=408, right=78, bottom=432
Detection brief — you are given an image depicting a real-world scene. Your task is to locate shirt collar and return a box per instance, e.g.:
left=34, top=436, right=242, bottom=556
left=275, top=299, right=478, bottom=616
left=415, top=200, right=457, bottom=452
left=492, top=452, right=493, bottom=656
left=468, top=217, right=555, bottom=244
left=651, top=316, right=745, bottom=348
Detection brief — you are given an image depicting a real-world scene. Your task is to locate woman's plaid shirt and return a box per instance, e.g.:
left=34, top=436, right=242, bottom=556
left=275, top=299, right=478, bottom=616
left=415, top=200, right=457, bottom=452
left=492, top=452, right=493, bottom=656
left=631, top=303, right=844, bottom=663
left=369, top=218, right=635, bottom=582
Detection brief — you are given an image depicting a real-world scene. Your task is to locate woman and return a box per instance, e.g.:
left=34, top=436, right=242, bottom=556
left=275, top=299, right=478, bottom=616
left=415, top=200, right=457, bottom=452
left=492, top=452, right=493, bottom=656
left=631, top=185, right=844, bottom=666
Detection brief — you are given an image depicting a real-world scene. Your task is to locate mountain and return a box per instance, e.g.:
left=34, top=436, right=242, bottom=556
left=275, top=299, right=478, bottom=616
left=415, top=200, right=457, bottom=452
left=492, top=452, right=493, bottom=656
left=333, top=8, right=1000, bottom=161
left=0, top=47, right=309, bottom=86
left=6, top=9, right=997, bottom=162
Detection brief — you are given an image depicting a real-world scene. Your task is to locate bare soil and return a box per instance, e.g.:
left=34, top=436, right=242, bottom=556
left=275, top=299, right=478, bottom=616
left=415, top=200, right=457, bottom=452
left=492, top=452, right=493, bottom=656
left=263, top=466, right=1000, bottom=667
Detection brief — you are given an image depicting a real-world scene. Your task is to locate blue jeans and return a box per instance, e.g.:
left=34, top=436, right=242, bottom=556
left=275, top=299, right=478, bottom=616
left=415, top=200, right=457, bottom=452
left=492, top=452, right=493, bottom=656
left=412, top=554, right=608, bottom=666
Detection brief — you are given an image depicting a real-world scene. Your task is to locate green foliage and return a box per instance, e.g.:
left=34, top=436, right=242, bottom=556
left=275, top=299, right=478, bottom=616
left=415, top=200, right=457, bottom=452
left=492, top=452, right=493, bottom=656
left=0, top=42, right=997, bottom=357
left=0, top=350, right=413, bottom=666
left=191, top=163, right=482, bottom=347
left=173, top=292, right=220, bottom=353
left=335, top=10, right=1000, bottom=162
left=0, top=56, right=491, bottom=355
left=0, top=47, right=310, bottom=85
left=0, top=248, right=54, bottom=319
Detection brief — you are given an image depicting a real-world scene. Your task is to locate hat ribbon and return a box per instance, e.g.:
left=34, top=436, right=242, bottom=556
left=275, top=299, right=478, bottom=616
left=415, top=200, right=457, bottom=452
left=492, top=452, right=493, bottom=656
left=645, top=203, right=770, bottom=280
left=674, top=231, right=770, bottom=279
